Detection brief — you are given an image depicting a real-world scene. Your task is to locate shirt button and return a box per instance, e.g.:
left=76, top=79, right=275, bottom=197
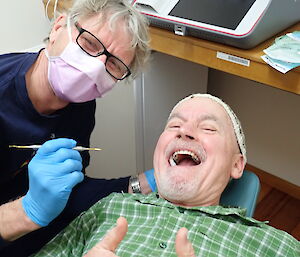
left=159, top=242, right=167, bottom=249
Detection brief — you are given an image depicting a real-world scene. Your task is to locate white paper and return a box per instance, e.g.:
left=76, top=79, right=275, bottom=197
left=261, top=55, right=297, bottom=74
left=287, top=32, right=300, bottom=42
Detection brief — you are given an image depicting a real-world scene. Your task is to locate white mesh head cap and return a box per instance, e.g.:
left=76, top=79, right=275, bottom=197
left=169, top=93, right=247, bottom=165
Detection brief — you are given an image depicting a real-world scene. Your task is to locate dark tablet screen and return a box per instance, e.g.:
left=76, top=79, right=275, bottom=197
left=169, top=0, right=256, bottom=30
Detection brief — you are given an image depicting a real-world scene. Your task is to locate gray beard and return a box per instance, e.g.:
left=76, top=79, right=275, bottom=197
left=157, top=171, right=199, bottom=202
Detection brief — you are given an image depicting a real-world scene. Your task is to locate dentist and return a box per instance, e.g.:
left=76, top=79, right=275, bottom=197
left=0, top=0, right=154, bottom=250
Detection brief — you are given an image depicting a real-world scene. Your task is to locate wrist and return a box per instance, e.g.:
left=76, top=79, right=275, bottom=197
left=129, top=175, right=141, bottom=193
left=22, top=194, right=50, bottom=227
left=138, top=173, right=153, bottom=194
left=0, top=197, right=40, bottom=241
left=128, top=173, right=154, bottom=194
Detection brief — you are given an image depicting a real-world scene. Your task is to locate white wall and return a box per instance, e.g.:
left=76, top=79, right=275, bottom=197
left=1, top=1, right=49, bottom=53
left=86, top=81, right=137, bottom=179
left=208, top=69, right=300, bottom=186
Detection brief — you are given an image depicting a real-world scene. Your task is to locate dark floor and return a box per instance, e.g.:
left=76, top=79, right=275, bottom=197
left=253, top=182, right=300, bottom=241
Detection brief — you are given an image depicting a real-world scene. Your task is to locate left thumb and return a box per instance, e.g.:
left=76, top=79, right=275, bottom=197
left=175, top=227, right=196, bottom=257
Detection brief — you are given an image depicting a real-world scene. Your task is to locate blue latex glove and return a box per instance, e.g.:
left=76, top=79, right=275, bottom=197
left=145, top=169, right=157, bottom=192
left=22, top=138, right=84, bottom=226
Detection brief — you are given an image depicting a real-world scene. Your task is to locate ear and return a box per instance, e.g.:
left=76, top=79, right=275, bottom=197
left=49, top=15, right=67, bottom=44
left=230, top=153, right=245, bottom=179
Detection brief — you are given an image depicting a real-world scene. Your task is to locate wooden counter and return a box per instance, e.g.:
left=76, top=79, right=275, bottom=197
left=149, top=23, right=300, bottom=95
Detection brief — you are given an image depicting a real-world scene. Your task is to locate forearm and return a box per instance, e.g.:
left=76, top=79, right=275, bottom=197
left=128, top=173, right=152, bottom=194
left=0, top=197, right=40, bottom=241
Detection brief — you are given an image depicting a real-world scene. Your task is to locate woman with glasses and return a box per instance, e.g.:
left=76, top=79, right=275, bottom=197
left=0, top=0, right=154, bottom=255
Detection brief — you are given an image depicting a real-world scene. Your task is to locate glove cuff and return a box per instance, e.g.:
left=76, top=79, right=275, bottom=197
left=22, top=195, right=49, bottom=227
left=145, top=169, right=157, bottom=192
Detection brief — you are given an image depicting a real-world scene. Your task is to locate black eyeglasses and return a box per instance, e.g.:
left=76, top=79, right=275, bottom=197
left=74, top=22, right=131, bottom=80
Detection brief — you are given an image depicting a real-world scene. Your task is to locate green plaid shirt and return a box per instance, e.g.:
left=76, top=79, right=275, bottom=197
left=33, top=193, right=299, bottom=257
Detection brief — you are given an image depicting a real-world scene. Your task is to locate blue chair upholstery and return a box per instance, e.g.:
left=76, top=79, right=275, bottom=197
left=220, top=170, right=260, bottom=217
left=146, top=169, right=260, bottom=217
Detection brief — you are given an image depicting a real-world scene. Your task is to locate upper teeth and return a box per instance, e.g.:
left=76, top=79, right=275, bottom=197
left=169, top=150, right=200, bottom=166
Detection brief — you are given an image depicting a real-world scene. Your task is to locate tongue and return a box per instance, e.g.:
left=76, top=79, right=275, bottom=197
left=177, top=158, right=196, bottom=166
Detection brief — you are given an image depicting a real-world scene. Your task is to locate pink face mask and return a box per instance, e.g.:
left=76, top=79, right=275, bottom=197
left=45, top=19, right=116, bottom=103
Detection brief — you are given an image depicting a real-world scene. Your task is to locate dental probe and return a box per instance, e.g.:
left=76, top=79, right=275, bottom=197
left=9, top=145, right=102, bottom=151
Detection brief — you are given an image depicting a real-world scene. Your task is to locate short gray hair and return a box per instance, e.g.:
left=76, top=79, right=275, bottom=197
left=170, top=93, right=247, bottom=165
left=66, top=0, right=150, bottom=79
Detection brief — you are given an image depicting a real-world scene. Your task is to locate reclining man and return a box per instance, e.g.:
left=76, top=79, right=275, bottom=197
left=33, top=93, right=299, bottom=257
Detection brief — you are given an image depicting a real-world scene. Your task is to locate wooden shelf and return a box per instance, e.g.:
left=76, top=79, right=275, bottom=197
left=149, top=23, right=300, bottom=95
left=43, top=0, right=300, bottom=95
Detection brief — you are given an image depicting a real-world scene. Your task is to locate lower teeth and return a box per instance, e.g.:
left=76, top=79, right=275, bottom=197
left=170, top=158, right=177, bottom=166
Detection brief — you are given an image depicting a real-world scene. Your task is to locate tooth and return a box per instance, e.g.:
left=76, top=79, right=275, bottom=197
left=169, top=156, right=177, bottom=166
left=192, top=154, right=199, bottom=163
left=172, top=150, right=200, bottom=164
left=172, top=153, right=178, bottom=163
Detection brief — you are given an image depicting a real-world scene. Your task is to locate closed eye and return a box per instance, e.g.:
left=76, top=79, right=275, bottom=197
left=107, top=58, right=122, bottom=72
left=85, top=38, right=96, bottom=48
left=166, top=117, right=183, bottom=130
left=166, top=123, right=181, bottom=129
left=203, top=127, right=217, bottom=133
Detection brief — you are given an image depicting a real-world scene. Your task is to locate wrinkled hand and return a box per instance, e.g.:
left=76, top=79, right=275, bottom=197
left=175, top=228, right=196, bottom=257
left=22, top=138, right=83, bottom=226
left=83, top=217, right=128, bottom=257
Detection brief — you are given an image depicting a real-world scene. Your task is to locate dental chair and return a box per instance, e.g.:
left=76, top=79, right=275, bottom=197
left=220, top=170, right=260, bottom=217
left=146, top=169, right=260, bottom=217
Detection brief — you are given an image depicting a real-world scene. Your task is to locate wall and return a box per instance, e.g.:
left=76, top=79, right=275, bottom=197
left=1, top=1, right=49, bottom=53
left=86, top=81, right=137, bottom=179
left=208, top=69, right=300, bottom=186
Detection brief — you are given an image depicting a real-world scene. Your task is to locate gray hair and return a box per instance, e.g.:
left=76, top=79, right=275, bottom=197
left=169, top=93, right=247, bottom=165
left=61, top=0, right=150, bottom=80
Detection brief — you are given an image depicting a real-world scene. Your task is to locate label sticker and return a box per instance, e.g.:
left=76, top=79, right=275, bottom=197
left=217, top=51, right=250, bottom=67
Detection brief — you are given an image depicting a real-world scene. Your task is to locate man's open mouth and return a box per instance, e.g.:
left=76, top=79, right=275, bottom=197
left=169, top=150, right=202, bottom=166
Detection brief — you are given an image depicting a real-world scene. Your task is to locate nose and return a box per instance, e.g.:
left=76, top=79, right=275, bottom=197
left=98, top=54, right=107, bottom=64
left=177, top=124, right=195, bottom=140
